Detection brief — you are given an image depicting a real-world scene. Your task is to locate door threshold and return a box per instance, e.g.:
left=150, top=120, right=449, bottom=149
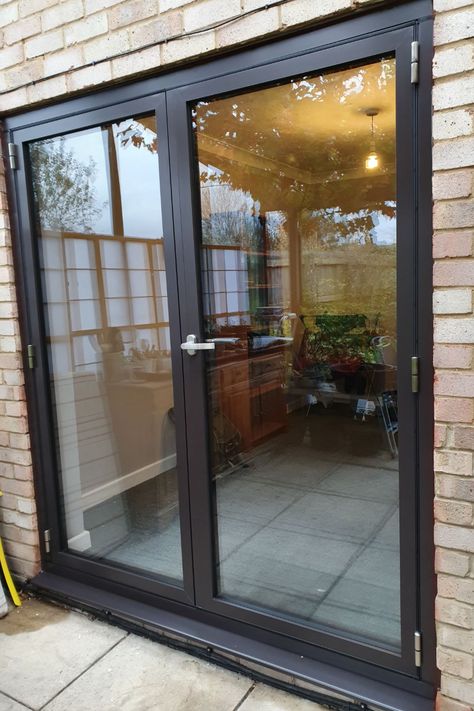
left=29, top=572, right=434, bottom=711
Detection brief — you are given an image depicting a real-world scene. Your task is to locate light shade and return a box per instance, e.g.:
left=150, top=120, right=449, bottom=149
left=365, top=151, right=380, bottom=170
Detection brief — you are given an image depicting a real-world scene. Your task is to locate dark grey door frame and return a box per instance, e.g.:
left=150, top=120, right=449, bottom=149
left=8, top=93, right=197, bottom=606
left=4, top=0, right=435, bottom=699
left=167, top=25, right=419, bottom=677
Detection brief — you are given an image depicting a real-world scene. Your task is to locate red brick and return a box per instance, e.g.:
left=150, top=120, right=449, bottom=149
left=434, top=260, right=474, bottom=286
left=435, top=397, right=474, bottom=423
left=433, top=231, right=473, bottom=258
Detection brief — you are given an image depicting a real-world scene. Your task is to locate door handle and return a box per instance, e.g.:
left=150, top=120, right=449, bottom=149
left=181, top=334, right=215, bottom=356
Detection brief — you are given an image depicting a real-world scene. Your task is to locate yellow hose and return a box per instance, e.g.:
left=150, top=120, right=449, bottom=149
left=0, top=491, right=21, bottom=607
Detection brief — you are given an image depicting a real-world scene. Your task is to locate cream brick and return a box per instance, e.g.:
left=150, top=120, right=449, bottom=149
left=17, top=498, right=35, bottom=515
left=281, top=0, right=350, bottom=28
left=4, top=58, right=44, bottom=91
left=217, top=6, right=279, bottom=48
left=438, top=625, right=474, bottom=655
left=433, top=73, right=474, bottom=110
left=435, top=450, right=473, bottom=477
left=25, top=29, right=63, bottom=59
left=41, top=0, right=84, bottom=32
left=437, top=474, right=474, bottom=502
left=3, top=13, right=41, bottom=45
left=437, top=596, right=474, bottom=629
left=85, top=0, right=123, bottom=12
left=435, top=371, right=474, bottom=398
left=435, top=523, right=474, bottom=554
left=433, top=109, right=473, bottom=141
left=434, top=345, right=473, bottom=370
left=108, top=0, right=159, bottom=31
left=160, top=0, right=195, bottom=10
left=435, top=318, right=474, bottom=344
left=129, top=13, right=183, bottom=50
left=434, top=7, right=474, bottom=46
left=434, top=43, right=474, bottom=79
left=64, top=12, right=108, bottom=46
left=438, top=646, right=473, bottom=680
left=161, top=30, right=215, bottom=65
left=183, top=0, right=240, bottom=32
left=0, top=2, right=18, bottom=29
left=19, top=0, right=56, bottom=17
left=67, top=61, right=112, bottom=92
left=436, top=549, right=471, bottom=577
left=434, top=200, right=474, bottom=231
left=441, top=676, right=474, bottom=706
left=111, top=45, right=160, bottom=79
left=435, top=499, right=473, bottom=525
left=0, top=44, right=24, bottom=69
left=44, top=46, right=84, bottom=76
left=433, top=171, right=473, bottom=201
left=83, top=29, right=130, bottom=64
left=434, top=0, right=472, bottom=10
left=433, top=137, right=474, bottom=171
left=27, top=75, right=68, bottom=104
left=433, top=289, right=473, bottom=315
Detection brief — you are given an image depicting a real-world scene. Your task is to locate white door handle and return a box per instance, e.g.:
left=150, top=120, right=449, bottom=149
left=180, top=334, right=215, bottom=356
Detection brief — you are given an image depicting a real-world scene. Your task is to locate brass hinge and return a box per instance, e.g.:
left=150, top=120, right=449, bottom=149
left=43, top=529, right=51, bottom=554
left=414, top=631, right=422, bottom=667
left=411, top=41, right=419, bottom=84
left=7, top=143, right=18, bottom=170
left=411, top=356, right=419, bottom=393
left=27, top=344, right=36, bottom=369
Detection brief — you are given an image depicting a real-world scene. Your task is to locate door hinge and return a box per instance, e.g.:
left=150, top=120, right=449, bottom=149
left=27, top=344, right=36, bottom=369
left=411, top=41, right=419, bottom=84
left=414, top=631, right=422, bottom=667
left=43, top=529, right=51, bottom=554
left=411, top=356, right=419, bottom=393
left=7, top=143, right=18, bottom=170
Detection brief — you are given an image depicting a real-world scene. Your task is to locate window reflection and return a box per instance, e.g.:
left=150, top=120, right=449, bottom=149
left=194, top=58, right=400, bottom=648
left=30, top=115, right=183, bottom=582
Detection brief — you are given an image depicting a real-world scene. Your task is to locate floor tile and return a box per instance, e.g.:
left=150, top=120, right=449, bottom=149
left=218, top=526, right=359, bottom=618
left=0, top=599, right=126, bottom=710
left=239, top=684, right=325, bottom=710
left=317, top=463, right=399, bottom=503
left=271, top=491, right=391, bottom=543
left=0, top=694, right=31, bottom=711
left=43, top=635, right=252, bottom=711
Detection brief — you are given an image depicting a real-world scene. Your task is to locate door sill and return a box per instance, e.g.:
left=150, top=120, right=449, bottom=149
left=28, top=572, right=434, bottom=711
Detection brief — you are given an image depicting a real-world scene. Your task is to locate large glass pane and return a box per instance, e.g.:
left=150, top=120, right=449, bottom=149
left=30, top=115, right=183, bottom=583
left=194, top=58, right=399, bottom=648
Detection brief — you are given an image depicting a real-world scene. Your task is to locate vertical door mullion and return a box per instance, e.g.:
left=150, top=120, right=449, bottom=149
left=155, top=92, right=197, bottom=604
left=394, top=30, right=420, bottom=674
left=167, top=90, right=218, bottom=606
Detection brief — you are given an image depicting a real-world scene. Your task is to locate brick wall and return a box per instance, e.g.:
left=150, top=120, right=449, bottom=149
left=0, top=0, right=474, bottom=709
left=432, top=0, right=474, bottom=709
left=0, top=144, right=39, bottom=579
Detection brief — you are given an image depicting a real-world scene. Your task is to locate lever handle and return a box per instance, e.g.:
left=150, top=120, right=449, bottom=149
left=181, top=334, right=215, bottom=356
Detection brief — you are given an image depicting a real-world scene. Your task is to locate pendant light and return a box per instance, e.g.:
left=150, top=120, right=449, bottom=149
left=365, top=109, right=380, bottom=171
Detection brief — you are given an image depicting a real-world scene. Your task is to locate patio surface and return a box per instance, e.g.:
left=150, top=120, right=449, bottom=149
left=0, top=597, right=326, bottom=711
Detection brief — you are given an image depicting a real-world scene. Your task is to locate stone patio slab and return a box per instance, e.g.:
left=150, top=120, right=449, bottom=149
left=0, top=694, right=30, bottom=711
left=239, top=684, right=325, bottom=710
left=43, top=634, right=253, bottom=711
left=0, top=598, right=126, bottom=710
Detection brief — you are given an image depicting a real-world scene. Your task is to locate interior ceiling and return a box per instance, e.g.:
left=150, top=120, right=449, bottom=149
left=195, top=58, right=396, bottom=211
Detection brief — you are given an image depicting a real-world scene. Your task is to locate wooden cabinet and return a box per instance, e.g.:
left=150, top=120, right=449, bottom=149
left=209, top=344, right=286, bottom=451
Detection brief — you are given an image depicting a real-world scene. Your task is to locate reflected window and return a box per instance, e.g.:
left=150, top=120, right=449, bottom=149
left=30, top=115, right=183, bottom=583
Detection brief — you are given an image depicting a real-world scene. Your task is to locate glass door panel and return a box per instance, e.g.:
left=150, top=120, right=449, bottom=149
left=193, top=58, right=400, bottom=648
left=29, top=115, right=183, bottom=584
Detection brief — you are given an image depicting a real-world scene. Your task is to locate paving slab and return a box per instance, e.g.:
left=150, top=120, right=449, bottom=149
left=239, top=684, right=326, bottom=710
left=0, top=694, right=30, bottom=711
left=43, top=634, right=253, bottom=711
left=0, top=598, right=126, bottom=710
